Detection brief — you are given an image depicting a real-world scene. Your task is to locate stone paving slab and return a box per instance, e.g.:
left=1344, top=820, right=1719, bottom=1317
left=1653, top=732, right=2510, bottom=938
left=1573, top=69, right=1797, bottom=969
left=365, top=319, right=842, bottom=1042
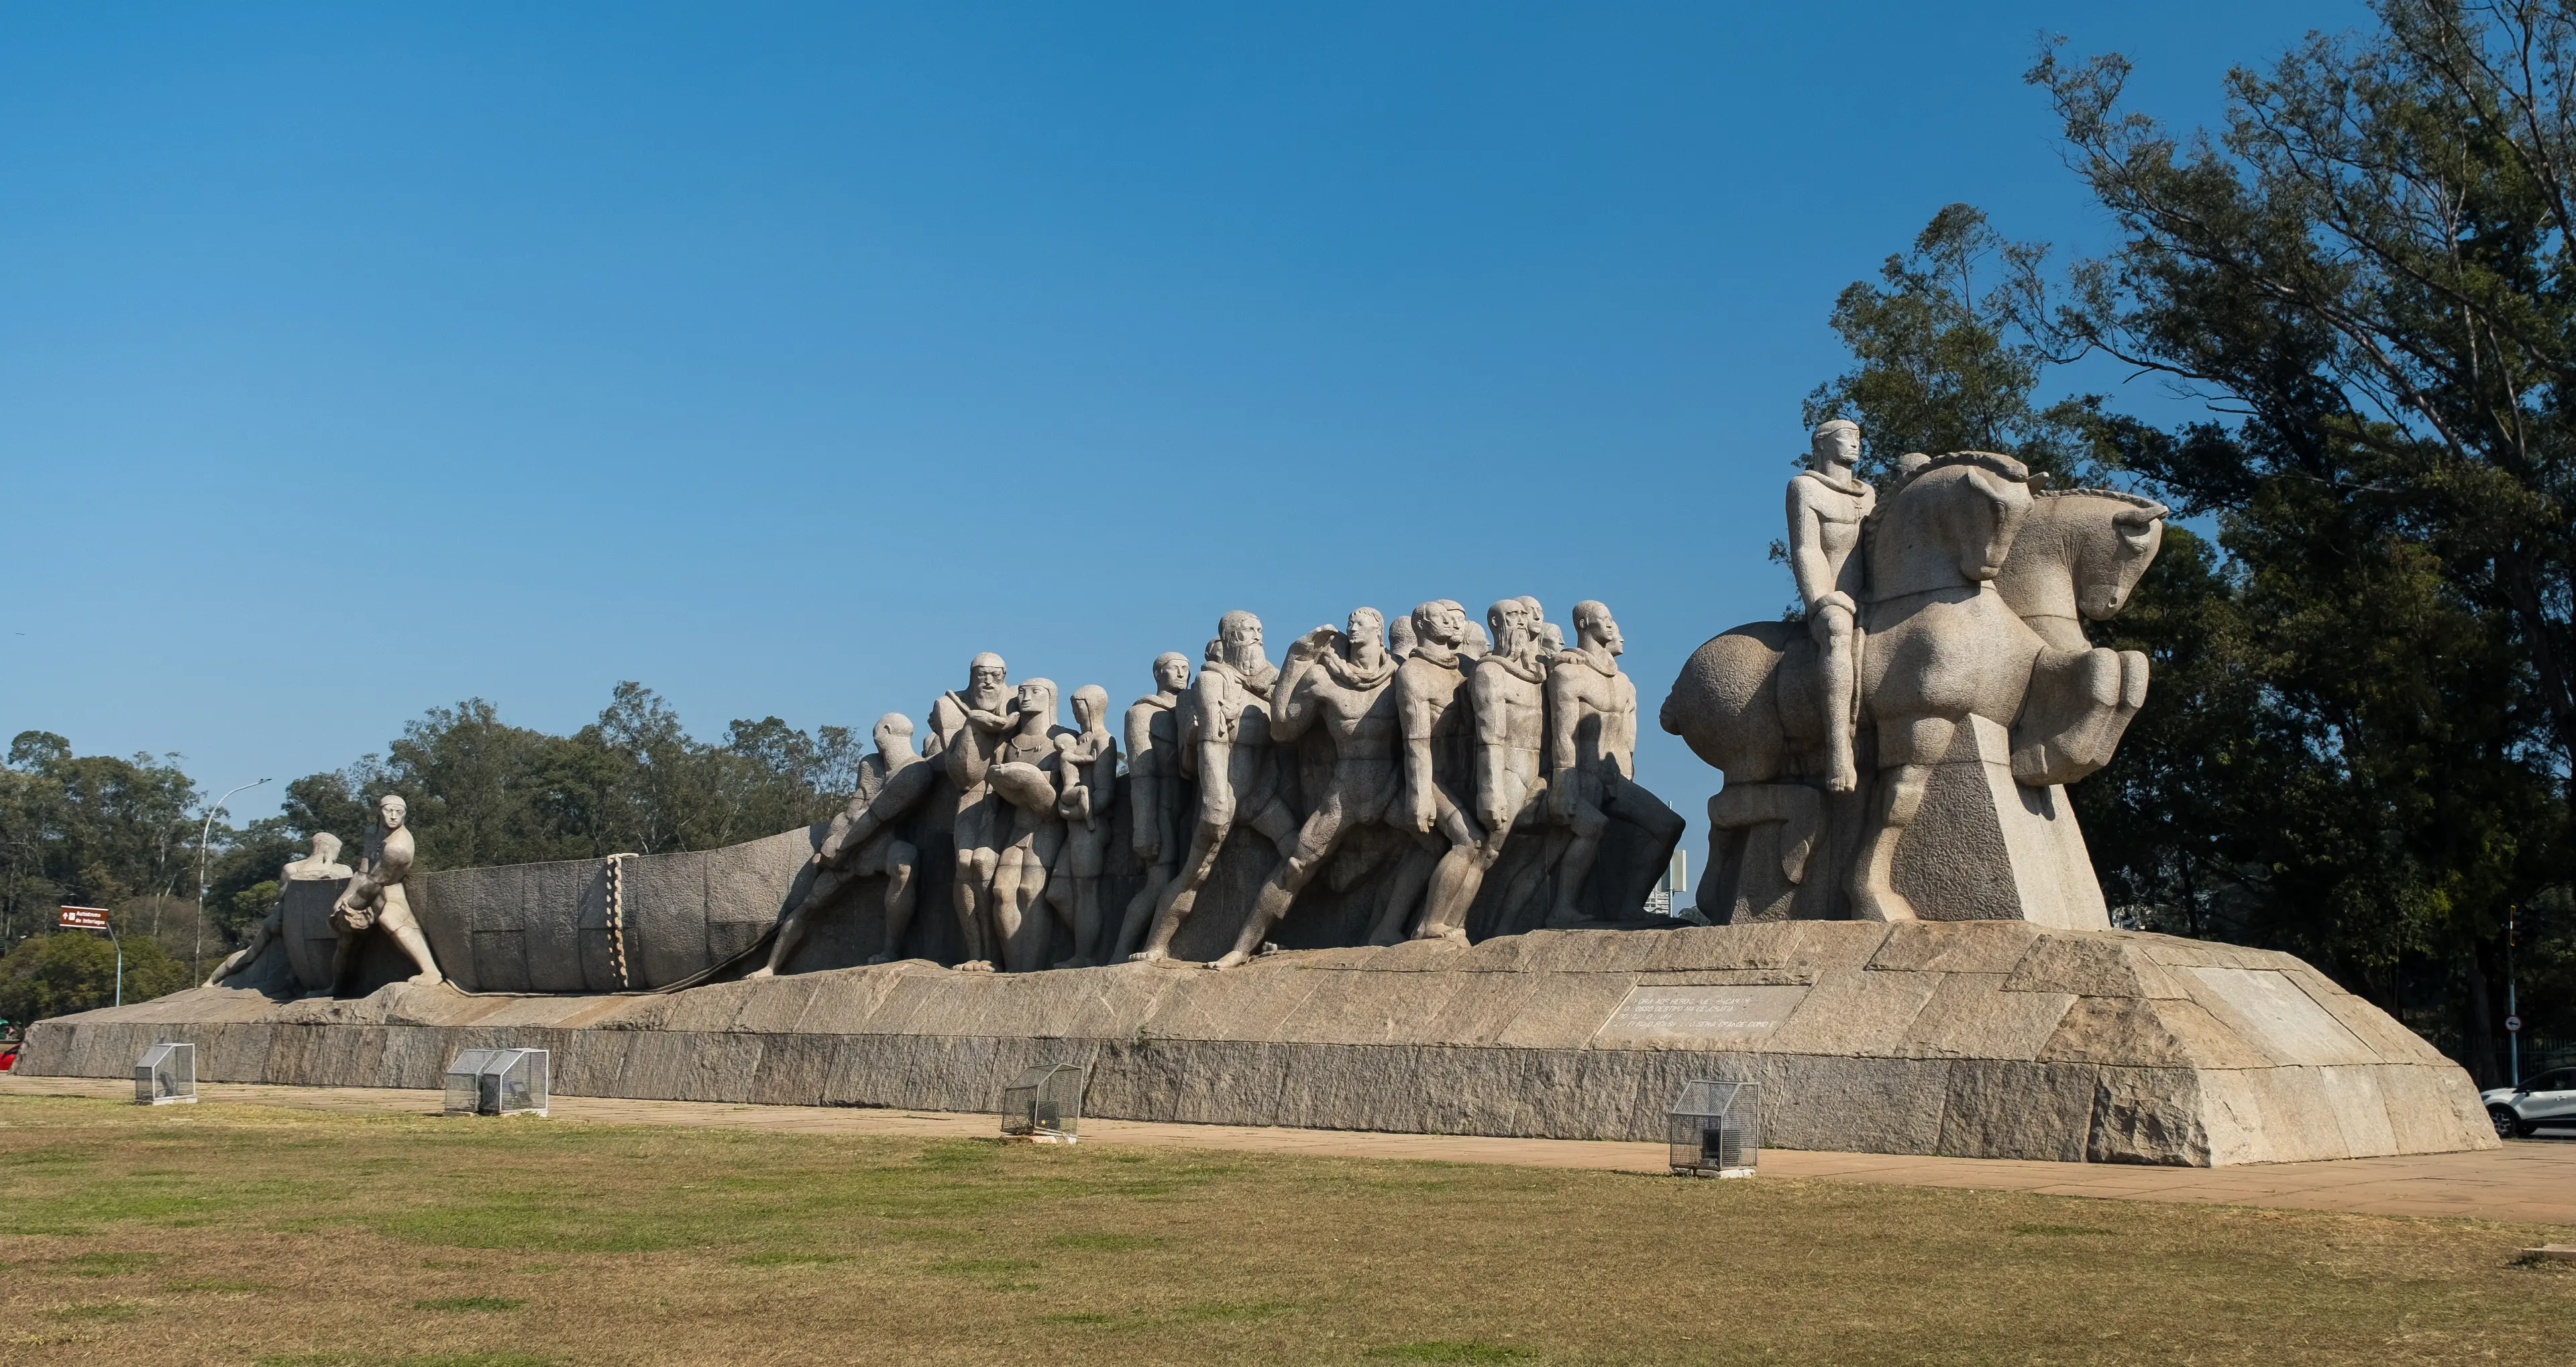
left=4, top=1074, right=2567, bottom=1225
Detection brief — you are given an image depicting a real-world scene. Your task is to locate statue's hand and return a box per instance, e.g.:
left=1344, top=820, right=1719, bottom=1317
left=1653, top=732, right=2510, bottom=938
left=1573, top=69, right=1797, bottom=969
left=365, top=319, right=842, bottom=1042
left=1288, top=626, right=1334, bottom=663
left=1132, top=829, right=1161, bottom=863
left=1407, top=789, right=1436, bottom=834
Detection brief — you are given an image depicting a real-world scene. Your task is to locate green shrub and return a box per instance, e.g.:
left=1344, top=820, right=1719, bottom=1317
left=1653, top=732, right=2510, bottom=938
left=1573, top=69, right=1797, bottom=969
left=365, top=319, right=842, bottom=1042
left=0, top=930, right=191, bottom=1021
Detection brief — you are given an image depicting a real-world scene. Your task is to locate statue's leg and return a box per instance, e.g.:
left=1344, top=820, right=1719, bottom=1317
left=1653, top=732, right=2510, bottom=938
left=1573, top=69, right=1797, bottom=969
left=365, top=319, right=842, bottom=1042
left=1817, top=604, right=1860, bottom=794
left=328, top=932, right=358, bottom=997
left=754, top=867, right=846, bottom=978
left=954, top=845, right=1001, bottom=969
left=1051, top=828, right=1106, bottom=969
left=1369, top=834, right=1444, bottom=944
left=211, top=908, right=283, bottom=985
left=1012, top=826, right=1063, bottom=971
left=378, top=898, right=445, bottom=987
left=1114, top=862, right=1171, bottom=961
left=1138, top=772, right=1236, bottom=962
left=871, top=841, right=918, bottom=965
left=1547, top=783, right=1611, bottom=927
left=1415, top=787, right=1489, bottom=940
left=1218, top=791, right=1349, bottom=969
left=991, top=842, right=1034, bottom=973
left=1848, top=764, right=1929, bottom=922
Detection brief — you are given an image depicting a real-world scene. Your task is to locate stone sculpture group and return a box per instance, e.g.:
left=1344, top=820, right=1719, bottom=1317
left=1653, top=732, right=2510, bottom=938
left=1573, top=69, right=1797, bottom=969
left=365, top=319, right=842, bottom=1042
left=110, top=419, right=2510, bottom=1172
left=752, top=596, right=1685, bottom=976
left=1662, top=421, right=2169, bottom=928
left=207, top=418, right=2174, bottom=993
left=210, top=794, right=445, bottom=991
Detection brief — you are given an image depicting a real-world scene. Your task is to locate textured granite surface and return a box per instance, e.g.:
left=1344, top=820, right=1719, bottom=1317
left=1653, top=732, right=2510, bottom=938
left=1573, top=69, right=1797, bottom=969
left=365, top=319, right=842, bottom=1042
left=21, top=921, right=2494, bottom=1166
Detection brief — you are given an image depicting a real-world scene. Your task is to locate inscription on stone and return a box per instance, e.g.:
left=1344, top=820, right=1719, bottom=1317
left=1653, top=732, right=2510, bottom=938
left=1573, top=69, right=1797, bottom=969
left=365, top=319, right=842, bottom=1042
left=1594, top=984, right=1811, bottom=1044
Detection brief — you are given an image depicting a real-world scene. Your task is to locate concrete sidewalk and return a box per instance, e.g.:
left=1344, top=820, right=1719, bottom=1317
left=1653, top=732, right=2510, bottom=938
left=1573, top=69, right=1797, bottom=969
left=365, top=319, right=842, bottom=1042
left=5, top=1073, right=2569, bottom=1225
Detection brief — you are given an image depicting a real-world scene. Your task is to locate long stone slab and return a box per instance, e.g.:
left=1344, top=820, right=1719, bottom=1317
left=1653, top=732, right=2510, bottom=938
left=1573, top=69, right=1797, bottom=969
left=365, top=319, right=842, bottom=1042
left=17, top=923, right=2495, bottom=1166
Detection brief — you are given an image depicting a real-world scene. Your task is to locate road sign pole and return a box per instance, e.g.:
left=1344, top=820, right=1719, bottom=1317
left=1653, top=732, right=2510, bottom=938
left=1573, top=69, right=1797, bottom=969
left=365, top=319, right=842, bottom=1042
left=2507, top=905, right=2518, bottom=1088
left=56, top=907, right=121, bottom=1008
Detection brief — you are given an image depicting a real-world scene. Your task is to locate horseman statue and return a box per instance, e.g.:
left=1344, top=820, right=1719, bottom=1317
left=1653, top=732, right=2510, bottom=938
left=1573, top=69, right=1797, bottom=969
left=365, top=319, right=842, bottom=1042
left=1661, top=425, right=2167, bottom=928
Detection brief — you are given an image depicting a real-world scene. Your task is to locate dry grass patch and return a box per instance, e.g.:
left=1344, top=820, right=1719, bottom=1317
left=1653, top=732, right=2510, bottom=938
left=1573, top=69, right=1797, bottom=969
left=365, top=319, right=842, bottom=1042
left=0, top=1093, right=2569, bottom=1365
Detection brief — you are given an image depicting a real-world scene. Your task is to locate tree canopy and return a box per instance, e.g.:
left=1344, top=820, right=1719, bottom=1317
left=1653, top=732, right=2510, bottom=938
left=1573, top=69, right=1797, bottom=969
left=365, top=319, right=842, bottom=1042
left=1805, top=0, right=2574, bottom=1082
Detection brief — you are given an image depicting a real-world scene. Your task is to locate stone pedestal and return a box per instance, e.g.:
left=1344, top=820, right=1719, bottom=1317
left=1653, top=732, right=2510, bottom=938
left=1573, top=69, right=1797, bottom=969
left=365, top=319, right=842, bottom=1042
left=20, top=921, right=2492, bottom=1166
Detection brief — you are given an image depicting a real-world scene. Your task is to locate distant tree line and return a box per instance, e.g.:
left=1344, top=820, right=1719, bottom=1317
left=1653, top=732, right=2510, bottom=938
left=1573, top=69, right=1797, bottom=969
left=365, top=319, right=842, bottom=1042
left=1803, top=0, right=2574, bottom=1083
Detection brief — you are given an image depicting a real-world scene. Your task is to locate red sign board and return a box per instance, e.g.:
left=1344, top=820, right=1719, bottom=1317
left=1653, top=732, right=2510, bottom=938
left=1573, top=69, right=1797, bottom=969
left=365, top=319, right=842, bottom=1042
left=58, top=906, right=109, bottom=931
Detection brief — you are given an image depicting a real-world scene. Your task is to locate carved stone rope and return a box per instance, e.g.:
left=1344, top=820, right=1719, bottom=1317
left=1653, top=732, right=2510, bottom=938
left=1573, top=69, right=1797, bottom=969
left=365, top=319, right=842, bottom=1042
left=604, top=853, right=637, bottom=990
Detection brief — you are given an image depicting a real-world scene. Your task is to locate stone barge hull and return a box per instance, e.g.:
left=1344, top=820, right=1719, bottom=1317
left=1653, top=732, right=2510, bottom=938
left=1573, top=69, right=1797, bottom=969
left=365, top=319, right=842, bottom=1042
left=17, top=922, right=2494, bottom=1167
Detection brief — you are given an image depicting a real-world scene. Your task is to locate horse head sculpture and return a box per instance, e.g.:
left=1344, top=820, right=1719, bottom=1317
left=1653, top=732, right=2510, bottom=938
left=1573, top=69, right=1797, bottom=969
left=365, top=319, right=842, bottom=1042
left=1868, top=452, right=2034, bottom=600
left=1993, top=486, right=2168, bottom=651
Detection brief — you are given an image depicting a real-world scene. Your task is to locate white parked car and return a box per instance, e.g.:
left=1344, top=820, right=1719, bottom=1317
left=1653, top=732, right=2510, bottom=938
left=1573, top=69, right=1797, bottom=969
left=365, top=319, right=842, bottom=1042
left=2483, top=1067, right=2576, bottom=1138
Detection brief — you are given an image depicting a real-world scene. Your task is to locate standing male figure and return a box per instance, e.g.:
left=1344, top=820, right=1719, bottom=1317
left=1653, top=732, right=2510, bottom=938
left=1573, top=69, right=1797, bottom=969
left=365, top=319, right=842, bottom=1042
left=985, top=678, right=1073, bottom=973
left=1465, top=596, right=1552, bottom=887
left=1216, top=607, right=1402, bottom=969
left=930, top=652, right=1016, bottom=969
left=1044, top=684, right=1118, bottom=968
left=1113, top=652, right=1192, bottom=960
left=752, top=713, right=934, bottom=977
left=1545, top=600, right=1686, bottom=924
left=1132, top=610, right=1296, bottom=963
left=1377, top=599, right=1485, bottom=943
left=1788, top=419, right=1876, bottom=791
left=327, top=794, right=443, bottom=991
left=207, top=832, right=350, bottom=985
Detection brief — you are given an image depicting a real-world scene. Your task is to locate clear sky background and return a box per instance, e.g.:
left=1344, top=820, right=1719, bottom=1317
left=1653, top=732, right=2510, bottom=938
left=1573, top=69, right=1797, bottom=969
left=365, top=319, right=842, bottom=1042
left=0, top=1, right=2367, bottom=863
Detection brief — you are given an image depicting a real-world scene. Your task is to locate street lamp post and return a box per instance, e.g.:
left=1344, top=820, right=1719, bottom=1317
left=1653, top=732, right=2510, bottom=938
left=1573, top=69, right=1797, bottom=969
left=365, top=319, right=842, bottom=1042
left=193, top=778, right=271, bottom=982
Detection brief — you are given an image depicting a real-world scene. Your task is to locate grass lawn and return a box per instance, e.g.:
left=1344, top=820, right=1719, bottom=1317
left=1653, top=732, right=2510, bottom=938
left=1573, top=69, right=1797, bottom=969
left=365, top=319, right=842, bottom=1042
left=0, top=1095, right=2568, bottom=1366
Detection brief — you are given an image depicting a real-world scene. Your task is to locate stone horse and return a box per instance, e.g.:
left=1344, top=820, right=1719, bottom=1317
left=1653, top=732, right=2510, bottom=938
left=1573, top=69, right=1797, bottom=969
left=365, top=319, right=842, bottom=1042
left=1660, top=452, right=2165, bottom=926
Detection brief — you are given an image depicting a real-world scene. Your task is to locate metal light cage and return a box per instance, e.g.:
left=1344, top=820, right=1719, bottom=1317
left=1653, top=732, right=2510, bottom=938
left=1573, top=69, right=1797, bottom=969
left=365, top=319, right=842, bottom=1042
left=443, top=1048, right=499, bottom=1115
left=1000, top=1062, right=1085, bottom=1143
left=133, top=1042, right=196, bottom=1105
left=442, top=1048, right=551, bottom=1117
left=1667, top=1079, right=1760, bottom=1177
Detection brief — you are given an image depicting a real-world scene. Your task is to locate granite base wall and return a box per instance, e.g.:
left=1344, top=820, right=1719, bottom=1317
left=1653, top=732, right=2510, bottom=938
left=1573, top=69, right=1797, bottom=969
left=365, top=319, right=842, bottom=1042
left=20, top=922, right=2497, bottom=1167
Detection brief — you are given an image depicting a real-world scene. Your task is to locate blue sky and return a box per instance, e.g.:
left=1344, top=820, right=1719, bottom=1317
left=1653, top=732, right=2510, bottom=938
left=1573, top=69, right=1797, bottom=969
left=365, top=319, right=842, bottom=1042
left=0, top=1, right=2366, bottom=860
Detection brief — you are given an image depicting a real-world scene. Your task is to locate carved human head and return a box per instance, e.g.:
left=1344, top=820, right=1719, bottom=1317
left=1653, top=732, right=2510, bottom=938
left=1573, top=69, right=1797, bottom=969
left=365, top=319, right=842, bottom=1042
left=309, top=832, right=343, bottom=861
left=1152, top=651, right=1191, bottom=694
left=1457, top=613, right=1490, bottom=658
left=1387, top=612, right=1419, bottom=659
left=1216, top=610, right=1268, bottom=674
left=1346, top=607, right=1384, bottom=654
left=1537, top=622, right=1565, bottom=652
left=968, top=652, right=1007, bottom=691
left=1811, top=419, right=1860, bottom=472
left=873, top=712, right=916, bottom=756
left=377, top=794, right=407, bottom=830
left=1071, top=684, right=1110, bottom=730
left=1014, top=678, right=1058, bottom=723
left=1572, top=599, right=1622, bottom=655
left=1487, top=598, right=1534, bottom=654
left=1410, top=600, right=1464, bottom=650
